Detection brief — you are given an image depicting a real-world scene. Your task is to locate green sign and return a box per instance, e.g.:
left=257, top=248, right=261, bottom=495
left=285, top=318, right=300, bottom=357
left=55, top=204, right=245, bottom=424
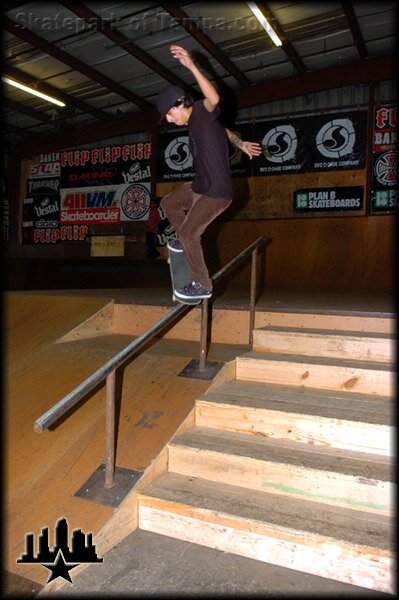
left=294, top=187, right=363, bottom=212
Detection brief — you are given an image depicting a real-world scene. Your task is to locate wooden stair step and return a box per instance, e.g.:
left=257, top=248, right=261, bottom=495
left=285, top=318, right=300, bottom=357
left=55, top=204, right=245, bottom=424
left=138, top=472, right=393, bottom=593
left=262, top=311, right=394, bottom=335
left=196, top=381, right=392, bottom=455
left=168, top=426, right=393, bottom=514
left=253, top=326, right=394, bottom=363
left=236, top=351, right=394, bottom=396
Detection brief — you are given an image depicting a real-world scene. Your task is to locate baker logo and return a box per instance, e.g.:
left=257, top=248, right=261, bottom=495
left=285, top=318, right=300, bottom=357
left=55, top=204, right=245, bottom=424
left=121, top=183, right=150, bottom=220
left=262, top=125, right=297, bottom=163
left=374, top=151, right=397, bottom=186
left=165, top=136, right=193, bottom=171
left=316, top=118, right=355, bottom=158
left=17, top=517, right=103, bottom=584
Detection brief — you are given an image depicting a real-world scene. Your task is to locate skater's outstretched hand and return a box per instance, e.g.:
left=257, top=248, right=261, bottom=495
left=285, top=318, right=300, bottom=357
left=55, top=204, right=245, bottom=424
left=170, top=45, right=195, bottom=70
left=240, top=140, right=262, bottom=160
left=170, top=44, right=220, bottom=111
left=225, top=128, right=262, bottom=159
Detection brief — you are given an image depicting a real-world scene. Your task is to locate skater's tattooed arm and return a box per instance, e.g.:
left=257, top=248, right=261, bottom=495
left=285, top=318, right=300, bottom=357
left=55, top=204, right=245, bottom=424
left=225, top=129, right=244, bottom=148
left=225, top=128, right=263, bottom=160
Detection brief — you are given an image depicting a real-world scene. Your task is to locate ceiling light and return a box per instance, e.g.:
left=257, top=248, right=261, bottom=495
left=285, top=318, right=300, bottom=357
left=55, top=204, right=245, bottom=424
left=247, top=2, right=282, bottom=47
left=2, top=76, right=65, bottom=107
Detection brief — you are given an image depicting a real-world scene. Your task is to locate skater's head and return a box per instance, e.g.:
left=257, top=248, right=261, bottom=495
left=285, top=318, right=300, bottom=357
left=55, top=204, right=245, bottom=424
left=156, top=85, right=193, bottom=126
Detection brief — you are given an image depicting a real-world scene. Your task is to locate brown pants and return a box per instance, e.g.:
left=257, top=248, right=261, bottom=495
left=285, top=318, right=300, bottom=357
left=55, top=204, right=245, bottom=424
left=160, top=182, right=232, bottom=290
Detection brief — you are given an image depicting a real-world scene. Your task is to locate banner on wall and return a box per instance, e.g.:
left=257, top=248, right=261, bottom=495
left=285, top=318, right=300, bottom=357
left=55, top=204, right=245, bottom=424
left=60, top=143, right=152, bottom=188
left=370, top=104, right=397, bottom=213
left=253, top=110, right=367, bottom=176
left=157, top=130, right=194, bottom=181
left=294, top=187, right=363, bottom=212
left=157, top=110, right=367, bottom=181
left=23, top=143, right=153, bottom=242
left=156, top=123, right=255, bottom=182
left=59, top=183, right=151, bottom=225
left=30, top=162, right=61, bottom=179
left=22, top=195, right=89, bottom=244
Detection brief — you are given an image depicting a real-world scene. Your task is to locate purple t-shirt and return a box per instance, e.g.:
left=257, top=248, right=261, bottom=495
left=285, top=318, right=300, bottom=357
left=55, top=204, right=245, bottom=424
left=188, top=100, right=233, bottom=200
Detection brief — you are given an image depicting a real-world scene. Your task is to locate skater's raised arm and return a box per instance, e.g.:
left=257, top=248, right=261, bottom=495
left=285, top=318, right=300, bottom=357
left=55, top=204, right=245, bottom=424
left=170, top=44, right=219, bottom=112
left=225, top=128, right=262, bottom=160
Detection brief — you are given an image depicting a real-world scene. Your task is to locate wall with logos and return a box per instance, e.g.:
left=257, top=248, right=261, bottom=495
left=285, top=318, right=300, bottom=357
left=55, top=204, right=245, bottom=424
left=20, top=142, right=152, bottom=245
left=12, top=103, right=396, bottom=293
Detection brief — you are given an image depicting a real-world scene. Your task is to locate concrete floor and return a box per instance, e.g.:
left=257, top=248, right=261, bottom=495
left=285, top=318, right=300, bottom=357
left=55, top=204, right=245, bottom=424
left=51, top=529, right=390, bottom=597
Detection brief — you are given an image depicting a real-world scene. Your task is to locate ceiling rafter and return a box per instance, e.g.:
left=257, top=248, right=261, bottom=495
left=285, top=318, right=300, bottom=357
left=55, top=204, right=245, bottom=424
left=160, top=3, right=251, bottom=87
left=255, top=2, right=306, bottom=74
left=7, top=53, right=394, bottom=158
left=3, top=64, right=109, bottom=121
left=61, top=1, right=190, bottom=90
left=4, top=97, right=53, bottom=123
left=4, top=122, right=32, bottom=138
left=341, top=2, right=368, bottom=61
left=3, top=14, right=154, bottom=112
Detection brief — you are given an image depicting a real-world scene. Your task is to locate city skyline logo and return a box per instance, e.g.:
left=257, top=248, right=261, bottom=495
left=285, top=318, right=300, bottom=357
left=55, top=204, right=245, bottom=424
left=17, top=517, right=103, bottom=584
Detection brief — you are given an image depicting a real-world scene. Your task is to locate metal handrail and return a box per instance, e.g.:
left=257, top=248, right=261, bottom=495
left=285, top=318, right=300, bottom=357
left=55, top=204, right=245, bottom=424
left=34, top=236, right=271, bottom=487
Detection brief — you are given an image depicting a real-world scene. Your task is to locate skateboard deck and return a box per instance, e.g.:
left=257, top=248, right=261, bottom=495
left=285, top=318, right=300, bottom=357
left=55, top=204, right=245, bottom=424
left=167, top=246, right=201, bottom=305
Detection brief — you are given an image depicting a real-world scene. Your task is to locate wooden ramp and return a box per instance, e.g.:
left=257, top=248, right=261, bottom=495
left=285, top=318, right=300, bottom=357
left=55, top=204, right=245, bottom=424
left=5, top=289, right=395, bottom=594
left=137, top=318, right=395, bottom=593
left=4, top=291, right=223, bottom=590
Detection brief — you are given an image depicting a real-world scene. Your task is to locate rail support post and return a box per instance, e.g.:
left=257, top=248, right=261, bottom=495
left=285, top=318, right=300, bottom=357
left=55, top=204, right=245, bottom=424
left=249, top=247, right=258, bottom=347
left=104, top=370, right=116, bottom=488
left=199, top=298, right=209, bottom=372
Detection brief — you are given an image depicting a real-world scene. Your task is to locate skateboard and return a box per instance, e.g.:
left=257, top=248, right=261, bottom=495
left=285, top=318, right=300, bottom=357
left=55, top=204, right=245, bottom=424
left=167, top=245, right=201, bottom=305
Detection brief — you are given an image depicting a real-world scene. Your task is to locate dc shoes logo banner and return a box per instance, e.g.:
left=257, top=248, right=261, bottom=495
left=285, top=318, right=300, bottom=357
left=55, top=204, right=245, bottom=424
left=252, top=110, right=367, bottom=176
left=157, top=131, right=195, bottom=181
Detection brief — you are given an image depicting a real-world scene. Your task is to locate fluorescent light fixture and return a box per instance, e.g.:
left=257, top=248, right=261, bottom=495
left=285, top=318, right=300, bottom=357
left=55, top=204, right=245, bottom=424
left=247, top=2, right=282, bottom=46
left=2, top=76, right=65, bottom=107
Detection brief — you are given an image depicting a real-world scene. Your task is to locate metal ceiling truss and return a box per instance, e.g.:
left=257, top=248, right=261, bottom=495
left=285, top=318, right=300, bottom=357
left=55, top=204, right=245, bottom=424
left=3, top=1, right=396, bottom=158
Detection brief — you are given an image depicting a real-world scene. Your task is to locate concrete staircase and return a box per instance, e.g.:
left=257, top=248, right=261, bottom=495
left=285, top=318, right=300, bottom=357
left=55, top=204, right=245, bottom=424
left=137, top=317, right=395, bottom=593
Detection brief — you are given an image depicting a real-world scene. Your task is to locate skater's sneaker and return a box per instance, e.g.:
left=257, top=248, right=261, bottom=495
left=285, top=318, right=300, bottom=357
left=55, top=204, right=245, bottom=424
left=167, top=239, right=183, bottom=252
left=175, top=281, right=212, bottom=300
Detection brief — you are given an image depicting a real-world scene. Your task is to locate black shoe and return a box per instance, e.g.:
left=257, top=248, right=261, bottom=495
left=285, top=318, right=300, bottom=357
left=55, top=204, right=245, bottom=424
left=167, top=239, right=183, bottom=252
left=174, top=281, right=212, bottom=300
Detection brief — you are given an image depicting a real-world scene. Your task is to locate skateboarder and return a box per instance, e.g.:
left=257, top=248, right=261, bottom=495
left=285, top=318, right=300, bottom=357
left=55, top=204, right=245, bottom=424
left=157, top=44, right=262, bottom=302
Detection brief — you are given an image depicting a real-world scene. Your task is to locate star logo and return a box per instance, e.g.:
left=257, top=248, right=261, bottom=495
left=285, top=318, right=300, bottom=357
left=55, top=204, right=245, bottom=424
left=17, top=517, right=103, bottom=585
left=43, top=550, right=78, bottom=584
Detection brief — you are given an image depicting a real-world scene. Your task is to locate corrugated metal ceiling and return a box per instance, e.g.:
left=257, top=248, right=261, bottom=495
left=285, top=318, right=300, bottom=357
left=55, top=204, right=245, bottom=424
left=2, top=1, right=396, bottom=155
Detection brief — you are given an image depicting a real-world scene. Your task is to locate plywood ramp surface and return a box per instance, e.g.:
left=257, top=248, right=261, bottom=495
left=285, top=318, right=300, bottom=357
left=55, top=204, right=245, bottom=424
left=5, top=292, right=216, bottom=586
